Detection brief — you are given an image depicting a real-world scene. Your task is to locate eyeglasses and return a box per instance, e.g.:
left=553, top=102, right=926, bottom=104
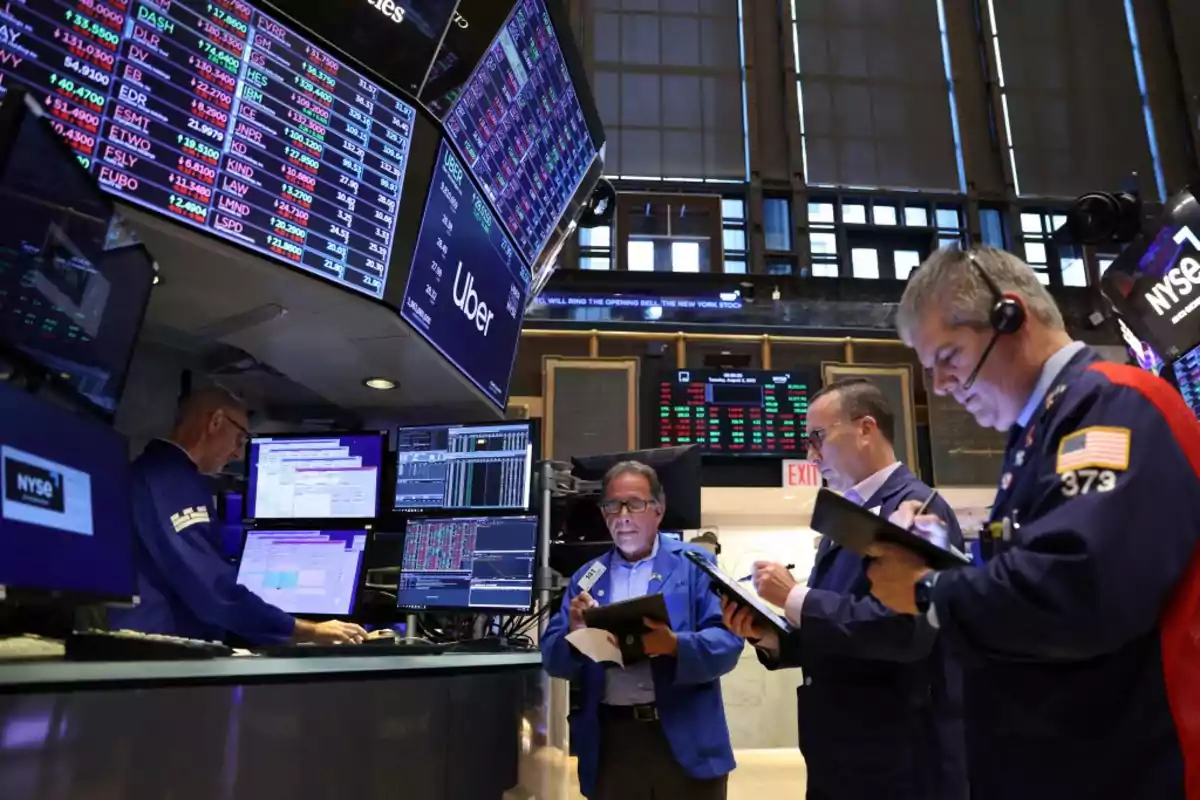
left=600, top=498, right=659, bottom=516
left=806, top=416, right=867, bottom=451
left=222, top=413, right=249, bottom=449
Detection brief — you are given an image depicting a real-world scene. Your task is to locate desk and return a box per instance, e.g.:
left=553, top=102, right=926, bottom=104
left=0, top=652, right=543, bottom=800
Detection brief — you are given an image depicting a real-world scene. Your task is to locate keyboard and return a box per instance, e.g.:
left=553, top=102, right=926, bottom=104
left=0, top=635, right=66, bottom=661
left=66, top=630, right=233, bottom=661
left=255, top=639, right=448, bottom=658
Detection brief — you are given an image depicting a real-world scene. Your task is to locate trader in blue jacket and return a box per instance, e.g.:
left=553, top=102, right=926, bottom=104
left=541, top=460, right=742, bottom=800
left=868, top=247, right=1200, bottom=800
left=110, top=387, right=366, bottom=646
left=724, top=378, right=968, bottom=800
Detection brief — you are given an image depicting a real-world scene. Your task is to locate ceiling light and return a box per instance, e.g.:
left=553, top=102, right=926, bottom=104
left=364, top=378, right=396, bottom=391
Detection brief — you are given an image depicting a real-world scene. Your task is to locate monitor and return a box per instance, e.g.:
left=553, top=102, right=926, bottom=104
left=0, top=0, right=424, bottom=301
left=393, top=421, right=535, bottom=511
left=0, top=381, right=136, bottom=601
left=218, top=491, right=246, bottom=559
left=656, top=369, right=814, bottom=456
left=399, top=141, right=528, bottom=409
left=1173, top=345, right=1200, bottom=419
left=0, top=91, right=154, bottom=416
left=245, top=433, right=386, bottom=521
left=1117, top=317, right=1166, bottom=376
left=1100, top=185, right=1200, bottom=361
left=438, top=0, right=599, bottom=266
left=236, top=528, right=367, bottom=616
left=571, top=445, right=702, bottom=531
left=396, top=514, right=538, bottom=612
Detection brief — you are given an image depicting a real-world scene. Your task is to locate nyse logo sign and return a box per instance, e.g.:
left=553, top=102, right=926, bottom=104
left=367, top=0, right=406, bottom=23
left=5, top=456, right=64, bottom=512
left=1145, top=226, right=1200, bottom=321
left=783, top=460, right=821, bottom=489
left=453, top=261, right=494, bottom=335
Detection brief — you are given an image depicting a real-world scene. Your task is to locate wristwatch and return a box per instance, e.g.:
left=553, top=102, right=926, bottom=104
left=914, top=571, right=940, bottom=615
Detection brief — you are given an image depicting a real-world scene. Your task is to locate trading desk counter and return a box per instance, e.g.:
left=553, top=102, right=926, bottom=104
left=0, top=652, right=545, bottom=800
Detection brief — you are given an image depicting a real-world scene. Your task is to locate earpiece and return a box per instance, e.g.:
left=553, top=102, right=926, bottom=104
left=968, top=253, right=1025, bottom=335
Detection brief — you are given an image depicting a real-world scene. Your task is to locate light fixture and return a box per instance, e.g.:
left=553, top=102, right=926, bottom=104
left=363, top=378, right=396, bottom=391
left=152, top=274, right=161, bottom=285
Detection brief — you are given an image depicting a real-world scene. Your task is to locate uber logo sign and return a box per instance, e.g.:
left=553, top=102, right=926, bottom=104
left=5, top=457, right=64, bottom=512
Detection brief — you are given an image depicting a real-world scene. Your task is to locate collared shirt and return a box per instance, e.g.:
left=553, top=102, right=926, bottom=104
left=603, top=535, right=660, bottom=706
left=1016, top=341, right=1087, bottom=429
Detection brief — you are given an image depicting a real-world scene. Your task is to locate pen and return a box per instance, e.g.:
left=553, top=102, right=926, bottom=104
left=738, top=564, right=795, bottom=582
left=908, top=489, right=939, bottom=532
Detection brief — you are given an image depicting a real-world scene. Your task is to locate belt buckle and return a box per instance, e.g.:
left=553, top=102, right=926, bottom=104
left=632, top=704, right=658, bottom=723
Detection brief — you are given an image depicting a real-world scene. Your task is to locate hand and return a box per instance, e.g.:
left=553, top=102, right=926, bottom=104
left=301, top=619, right=368, bottom=645
left=641, top=617, right=678, bottom=657
left=721, top=597, right=780, bottom=653
left=865, top=543, right=933, bottom=615
left=752, top=561, right=798, bottom=608
left=568, top=590, right=598, bottom=632
left=888, top=500, right=949, bottom=546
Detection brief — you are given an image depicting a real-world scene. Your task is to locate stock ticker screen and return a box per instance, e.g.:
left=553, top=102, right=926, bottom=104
left=657, top=369, right=812, bottom=456
left=0, top=0, right=418, bottom=299
left=393, top=422, right=533, bottom=512
left=401, top=141, right=529, bottom=408
left=1173, top=345, right=1200, bottom=418
left=397, top=515, right=538, bottom=611
left=442, top=0, right=596, bottom=266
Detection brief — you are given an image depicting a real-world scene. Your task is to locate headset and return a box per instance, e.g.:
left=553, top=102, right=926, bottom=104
left=963, top=252, right=1026, bottom=390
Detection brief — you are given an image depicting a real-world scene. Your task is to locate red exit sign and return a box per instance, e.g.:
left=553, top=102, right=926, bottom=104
left=783, top=460, right=822, bottom=488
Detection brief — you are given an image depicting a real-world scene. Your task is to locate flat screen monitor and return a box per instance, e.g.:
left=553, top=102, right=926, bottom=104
left=439, top=0, right=599, bottom=266
left=0, top=91, right=154, bottom=416
left=245, top=433, right=386, bottom=521
left=0, top=0, right=422, bottom=301
left=235, top=528, right=367, bottom=615
left=400, top=141, right=528, bottom=409
left=394, top=421, right=535, bottom=511
left=1101, top=186, right=1200, bottom=361
left=571, top=445, right=702, bottom=531
left=218, top=490, right=245, bottom=559
left=396, top=514, right=538, bottom=612
left=656, top=369, right=813, bottom=456
left=1117, top=317, right=1166, bottom=376
left=0, top=381, right=136, bottom=601
left=1173, top=345, right=1200, bottom=418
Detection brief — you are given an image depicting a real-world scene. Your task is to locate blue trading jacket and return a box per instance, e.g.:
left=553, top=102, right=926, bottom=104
left=759, top=465, right=969, bottom=800
left=541, top=535, right=743, bottom=800
left=931, top=347, right=1200, bottom=800
left=109, top=440, right=295, bottom=644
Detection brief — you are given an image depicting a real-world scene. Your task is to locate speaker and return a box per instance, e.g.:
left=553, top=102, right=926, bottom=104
left=543, top=357, right=639, bottom=461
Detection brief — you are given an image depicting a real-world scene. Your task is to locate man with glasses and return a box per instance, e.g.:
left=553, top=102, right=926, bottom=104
left=722, top=378, right=967, bottom=800
left=111, top=387, right=366, bottom=645
left=542, top=460, right=742, bottom=800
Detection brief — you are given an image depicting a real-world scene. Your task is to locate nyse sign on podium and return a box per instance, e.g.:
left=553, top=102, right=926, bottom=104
left=401, top=142, right=528, bottom=408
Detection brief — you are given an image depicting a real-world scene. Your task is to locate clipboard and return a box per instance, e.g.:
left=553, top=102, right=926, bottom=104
left=582, top=594, right=670, bottom=664
left=684, top=551, right=790, bottom=636
left=810, top=488, right=972, bottom=570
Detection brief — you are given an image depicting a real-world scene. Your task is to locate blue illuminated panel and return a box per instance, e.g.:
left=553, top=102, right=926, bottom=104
left=443, top=0, right=595, bottom=266
left=1175, top=346, right=1200, bottom=418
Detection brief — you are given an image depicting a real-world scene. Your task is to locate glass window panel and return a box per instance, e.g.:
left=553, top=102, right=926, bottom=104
left=874, top=205, right=898, bottom=226
left=628, top=240, right=655, bottom=271
left=722, top=198, right=746, bottom=221
left=894, top=250, right=922, bottom=281
left=936, top=208, right=961, bottom=229
left=939, top=237, right=962, bottom=250
left=672, top=242, right=700, bottom=273
left=1051, top=215, right=1068, bottom=233
left=1024, top=242, right=1047, bottom=264
left=580, top=257, right=611, bottom=271
left=810, top=232, right=838, bottom=255
left=1099, top=258, right=1115, bottom=275
left=843, top=203, right=867, bottom=224
left=723, top=228, right=747, bottom=252
left=851, top=248, right=880, bottom=279
left=724, top=259, right=747, bottom=274
left=1060, top=257, right=1087, bottom=287
left=808, top=202, right=836, bottom=224
left=904, top=207, right=929, bottom=227
left=767, top=260, right=793, bottom=276
left=980, top=208, right=1005, bottom=248
left=579, top=226, right=611, bottom=248
left=1020, top=213, right=1043, bottom=234
left=764, top=198, right=792, bottom=251
left=1034, top=270, right=1051, bottom=286
left=811, top=261, right=840, bottom=278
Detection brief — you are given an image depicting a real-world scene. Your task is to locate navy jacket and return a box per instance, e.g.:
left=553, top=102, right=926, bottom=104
left=931, top=348, right=1200, bottom=799
left=760, top=465, right=969, bottom=800
left=541, top=535, right=743, bottom=799
left=110, top=440, right=295, bottom=644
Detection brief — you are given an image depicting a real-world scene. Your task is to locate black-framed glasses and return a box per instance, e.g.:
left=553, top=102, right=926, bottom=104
left=600, top=498, right=659, bottom=516
left=222, top=412, right=249, bottom=449
left=807, top=416, right=867, bottom=451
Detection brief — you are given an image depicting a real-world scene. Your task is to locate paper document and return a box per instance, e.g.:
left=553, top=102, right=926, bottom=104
left=566, top=628, right=624, bottom=666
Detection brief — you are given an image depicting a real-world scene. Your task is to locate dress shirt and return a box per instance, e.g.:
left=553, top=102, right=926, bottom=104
left=603, top=535, right=660, bottom=705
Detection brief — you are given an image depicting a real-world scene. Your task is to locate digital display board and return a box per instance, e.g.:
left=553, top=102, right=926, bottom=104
left=442, top=0, right=596, bottom=266
left=1173, top=345, right=1200, bottom=418
left=0, top=0, right=419, bottom=300
left=401, top=141, right=528, bottom=409
left=657, top=369, right=812, bottom=456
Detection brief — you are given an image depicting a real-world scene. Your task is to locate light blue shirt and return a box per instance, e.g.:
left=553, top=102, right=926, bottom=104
left=603, top=535, right=660, bottom=706
left=1015, top=341, right=1087, bottom=429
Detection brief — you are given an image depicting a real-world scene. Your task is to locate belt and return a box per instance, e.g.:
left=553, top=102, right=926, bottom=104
left=600, top=703, right=659, bottom=723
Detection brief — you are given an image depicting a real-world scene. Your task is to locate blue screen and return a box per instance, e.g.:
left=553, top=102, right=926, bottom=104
left=0, top=382, right=135, bottom=598
left=1174, top=345, right=1200, bottom=418
left=401, top=142, right=528, bottom=408
left=236, top=528, right=366, bottom=615
left=246, top=434, right=384, bottom=520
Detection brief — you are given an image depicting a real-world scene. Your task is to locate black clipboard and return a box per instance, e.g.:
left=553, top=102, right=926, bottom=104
left=684, top=551, right=790, bottom=636
left=582, top=594, right=670, bottom=664
left=810, top=488, right=972, bottom=570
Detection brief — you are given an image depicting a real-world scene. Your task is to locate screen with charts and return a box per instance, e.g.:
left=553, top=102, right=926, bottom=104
left=401, top=141, right=528, bottom=408
left=1173, top=345, right=1200, bottom=418
left=394, top=422, right=534, bottom=511
left=397, top=515, right=537, bottom=611
left=0, top=0, right=419, bottom=299
left=236, top=529, right=366, bottom=615
left=656, top=369, right=812, bottom=456
left=246, top=434, right=384, bottom=520
left=441, top=0, right=597, bottom=266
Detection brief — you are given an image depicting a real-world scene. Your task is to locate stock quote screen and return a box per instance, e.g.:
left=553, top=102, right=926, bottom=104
left=1174, top=345, right=1200, bottom=418
left=393, top=422, right=533, bottom=511
left=442, top=0, right=595, bottom=266
left=0, top=0, right=417, bottom=299
left=656, top=369, right=812, bottom=456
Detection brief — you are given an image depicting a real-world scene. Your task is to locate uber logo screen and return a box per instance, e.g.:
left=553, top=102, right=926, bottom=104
left=1, top=446, right=95, bottom=537
left=401, top=142, right=529, bottom=408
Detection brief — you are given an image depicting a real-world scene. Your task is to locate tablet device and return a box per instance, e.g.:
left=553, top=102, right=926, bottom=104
left=810, top=488, right=973, bottom=570
left=583, top=594, right=670, bottom=664
left=684, top=551, right=790, bottom=636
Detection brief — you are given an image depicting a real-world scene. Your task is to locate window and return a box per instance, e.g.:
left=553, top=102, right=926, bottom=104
left=672, top=242, right=700, bottom=273
left=580, top=257, right=612, bottom=271
left=809, top=202, right=836, bottom=224
left=843, top=203, right=867, bottom=224
left=579, top=226, right=611, bottom=249
left=1017, top=208, right=1074, bottom=284
left=724, top=260, right=747, bottom=274
left=895, top=250, right=922, bottom=281
left=873, top=205, right=898, bottom=226
left=851, top=248, right=880, bottom=279
left=767, top=259, right=793, bottom=276
left=579, top=224, right=613, bottom=270
left=628, top=241, right=655, bottom=272
left=722, top=194, right=749, bottom=274
left=980, top=208, right=1006, bottom=248
left=764, top=198, right=792, bottom=252
left=618, top=192, right=723, bottom=272
left=903, top=207, right=929, bottom=227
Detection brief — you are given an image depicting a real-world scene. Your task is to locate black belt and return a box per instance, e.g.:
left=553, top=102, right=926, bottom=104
left=600, top=703, right=659, bottom=723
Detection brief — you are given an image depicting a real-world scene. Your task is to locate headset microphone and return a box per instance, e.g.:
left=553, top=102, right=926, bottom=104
left=962, top=252, right=1026, bottom=390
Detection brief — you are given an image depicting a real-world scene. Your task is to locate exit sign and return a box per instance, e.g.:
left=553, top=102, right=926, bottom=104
left=783, top=460, right=822, bottom=488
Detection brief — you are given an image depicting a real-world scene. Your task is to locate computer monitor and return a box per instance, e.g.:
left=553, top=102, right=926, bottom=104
left=393, top=421, right=536, bottom=511
left=0, top=381, right=136, bottom=601
left=235, top=529, right=368, bottom=616
left=245, top=433, right=387, bottom=522
left=1173, top=345, right=1200, bottom=419
left=396, top=514, right=539, bottom=612
left=1117, top=317, right=1166, bottom=376
left=218, top=491, right=246, bottom=560
left=571, top=445, right=702, bottom=531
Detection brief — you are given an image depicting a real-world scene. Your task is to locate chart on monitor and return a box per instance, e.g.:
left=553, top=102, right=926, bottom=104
left=393, top=422, right=533, bottom=511
left=1174, top=345, right=1200, bottom=418
left=246, top=434, right=384, bottom=520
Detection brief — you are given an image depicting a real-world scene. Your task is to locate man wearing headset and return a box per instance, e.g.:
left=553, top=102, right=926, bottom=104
left=866, top=247, right=1200, bottom=800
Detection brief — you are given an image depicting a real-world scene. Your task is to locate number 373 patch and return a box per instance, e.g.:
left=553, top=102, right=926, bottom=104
left=1060, top=468, right=1118, bottom=497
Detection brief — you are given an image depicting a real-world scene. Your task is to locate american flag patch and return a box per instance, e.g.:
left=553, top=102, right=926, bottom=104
left=1055, top=427, right=1132, bottom=474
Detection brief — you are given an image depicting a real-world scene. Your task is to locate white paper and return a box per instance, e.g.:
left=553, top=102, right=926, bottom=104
left=566, top=628, right=624, bottom=666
